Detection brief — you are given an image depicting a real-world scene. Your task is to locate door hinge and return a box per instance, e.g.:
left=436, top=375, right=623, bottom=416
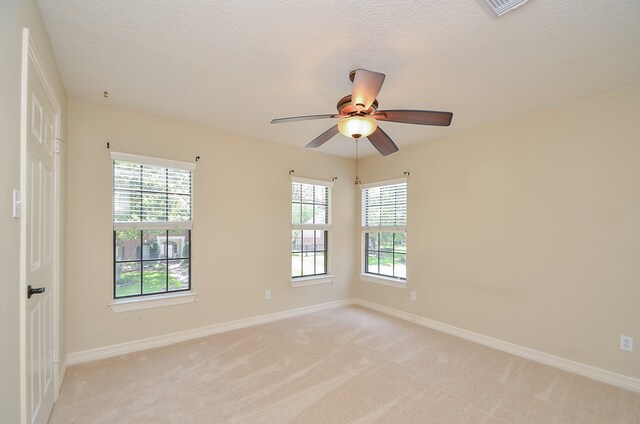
left=53, top=348, right=59, bottom=363
left=12, top=190, right=21, bottom=218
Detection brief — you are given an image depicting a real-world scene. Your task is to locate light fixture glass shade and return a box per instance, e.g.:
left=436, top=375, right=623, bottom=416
left=338, top=116, right=377, bottom=139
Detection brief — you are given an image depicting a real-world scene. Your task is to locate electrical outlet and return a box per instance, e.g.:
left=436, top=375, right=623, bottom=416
left=410, top=291, right=416, bottom=301
left=265, top=290, right=271, bottom=300
left=620, top=335, right=633, bottom=352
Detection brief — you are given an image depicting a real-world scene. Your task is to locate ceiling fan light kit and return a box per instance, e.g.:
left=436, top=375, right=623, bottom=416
left=271, top=69, right=453, bottom=156
left=338, top=115, right=377, bottom=139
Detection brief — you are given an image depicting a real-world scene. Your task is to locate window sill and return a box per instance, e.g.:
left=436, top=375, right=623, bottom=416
left=360, top=273, right=407, bottom=289
left=108, top=291, right=198, bottom=313
left=290, top=275, right=334, bottom=288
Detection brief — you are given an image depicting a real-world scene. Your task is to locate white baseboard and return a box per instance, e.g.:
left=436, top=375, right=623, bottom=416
left=66, top=296, right=639, bottom=393
left=67, top=299, right=354, bottom=366
left=354, top=299, right=640, bottom=394
left=56, top=359, right=67, bottom=399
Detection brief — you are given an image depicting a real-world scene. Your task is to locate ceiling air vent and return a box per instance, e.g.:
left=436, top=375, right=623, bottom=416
left=482, top=0, right=530, bottom=16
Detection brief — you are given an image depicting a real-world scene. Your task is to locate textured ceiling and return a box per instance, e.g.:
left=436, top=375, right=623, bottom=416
left=37, top=0, right=640, bottom=158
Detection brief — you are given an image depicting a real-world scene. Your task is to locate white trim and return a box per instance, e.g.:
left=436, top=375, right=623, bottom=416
left=291, top=176, right=334, bottom=188
left=359, top=177, right=407, bottom=190
left=290, top=275, right=334, bottom=287
left=19, top=28, right=29, bottom=424
left=57, top=359, right=67, bottom=395
left=361, top=226, right=406, bottom=233
left=110, top=151, right=197, bottom=171
left=109, top=292, right=197, bottom=313
left=354, top=299, right=640, bottom=394
left=113, top=221, right=192, bottom=231
left=52, top=94, right=62, bottom=404
left=360, top=179, right=408, bottom=280
left=291, top=177, right=332, bottom=278
left=360, top=273, right=407, bottom=289
left=292, top=224, right=330, bottom=231
left=68, top=299, right=354, bottom=365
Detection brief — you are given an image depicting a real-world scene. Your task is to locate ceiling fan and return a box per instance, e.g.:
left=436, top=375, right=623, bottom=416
left=271, top=69, right=453, bottom=156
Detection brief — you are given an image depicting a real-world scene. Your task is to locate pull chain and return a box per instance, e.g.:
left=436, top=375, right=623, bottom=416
left=355, top=139, right=361, bottom=185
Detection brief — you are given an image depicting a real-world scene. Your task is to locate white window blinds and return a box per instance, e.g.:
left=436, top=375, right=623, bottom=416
left=112, top=152, right=194, bottom=230
left=361, top=179, right=407, bottom=231
left=291, top=177, right=331, bottom=230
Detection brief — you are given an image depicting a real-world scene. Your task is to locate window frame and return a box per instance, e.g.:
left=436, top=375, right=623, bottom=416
left=360, top=177, right=408, bottom=288
left=112, top=229, right=192, bottom=298
left=290, top=176, right=334, bottom=287
left=110, top=151, right=196, bottom=303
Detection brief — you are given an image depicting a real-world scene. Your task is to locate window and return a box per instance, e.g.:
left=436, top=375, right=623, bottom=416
left=361, top=179, right=407, bottom=281
left=291, top=177, right=331, bottom=279
left=112, top=152, right=195, bottom=299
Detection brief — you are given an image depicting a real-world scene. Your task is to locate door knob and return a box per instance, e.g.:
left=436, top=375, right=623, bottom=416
left=27, top=285, right=45, bottom=299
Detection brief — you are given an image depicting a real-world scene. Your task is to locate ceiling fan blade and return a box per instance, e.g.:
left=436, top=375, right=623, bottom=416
left=305, top=125, right=340, bottom=148
left=374, top=110, right=453, bottom=126
left=367, top=126, right=398, bottom=156
left=351, top=69, right=385, bottom=111
left=271, top=113, right=341, bottom=124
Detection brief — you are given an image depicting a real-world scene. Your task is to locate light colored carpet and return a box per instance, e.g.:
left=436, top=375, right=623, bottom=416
left=50, top=305, right=639, bottom=423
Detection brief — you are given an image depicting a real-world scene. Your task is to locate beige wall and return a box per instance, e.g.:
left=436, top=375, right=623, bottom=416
left=67, top=84, right=640, bottom=381
left=0, top=0, right=67, bottom=421
left=355, top=83, right=640, bottom=378
left=66, top=98, right=355, bottom=353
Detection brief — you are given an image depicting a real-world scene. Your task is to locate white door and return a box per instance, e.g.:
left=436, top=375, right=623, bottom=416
left=24, top=36, right=57, bottom=424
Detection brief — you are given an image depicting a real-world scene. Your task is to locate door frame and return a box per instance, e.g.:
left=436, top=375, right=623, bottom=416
left=19, top=27, right=63, bottom=424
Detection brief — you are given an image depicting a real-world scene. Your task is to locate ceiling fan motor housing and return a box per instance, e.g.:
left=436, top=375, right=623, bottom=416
left=337, top=95, right=378, bottom=116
